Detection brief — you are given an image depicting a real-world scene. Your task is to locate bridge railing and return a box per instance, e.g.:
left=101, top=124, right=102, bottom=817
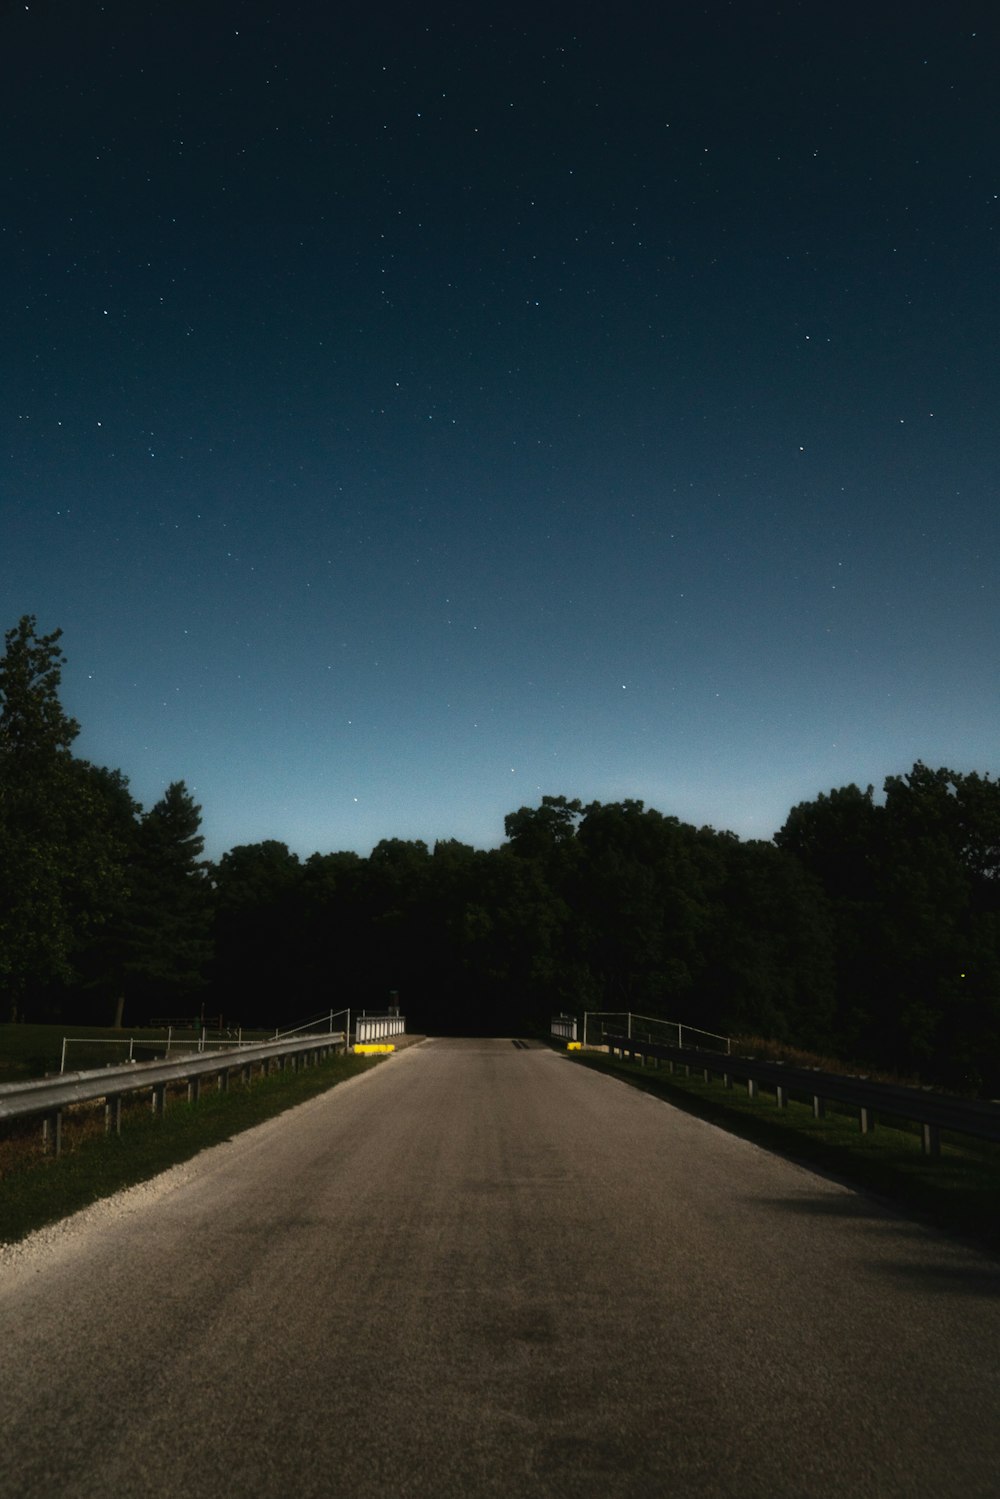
left=354, top=1013, right=405, bottom=1045
left=604, top=1034, right=1000, bottom=1158
left=583, top=1011, right=731, bottom=1054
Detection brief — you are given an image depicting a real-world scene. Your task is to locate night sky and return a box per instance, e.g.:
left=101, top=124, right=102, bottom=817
left=3, top=4, right=998, bottom=860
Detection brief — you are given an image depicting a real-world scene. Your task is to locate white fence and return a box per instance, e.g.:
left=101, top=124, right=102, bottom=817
left=550, top=1014, right=578, bottom=1042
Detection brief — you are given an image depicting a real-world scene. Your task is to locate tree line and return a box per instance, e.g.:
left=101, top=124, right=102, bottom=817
left=2, top=616, right=999, bottom=1093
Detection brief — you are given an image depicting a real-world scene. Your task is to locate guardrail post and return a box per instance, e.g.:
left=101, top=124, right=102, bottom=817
left=813, top=1095, right=825, bottom=1119
left=106, top=1094, right=122, bottom=1136
left=776, top=1084, right=786, bottom=1108
left=922, top=1123, right=941, bottom=1158
left=188, top=1075, right=201, bottom=1104
left=42, top=1109, right=63, bottom=1157
left=218, top=1069, right=229, bottom=1093
left=859, top=1106, right=876, bottom=1135
left=747, top=1077, right=757, bottom=1100
left=152, top=1083, right=166, bottom=1117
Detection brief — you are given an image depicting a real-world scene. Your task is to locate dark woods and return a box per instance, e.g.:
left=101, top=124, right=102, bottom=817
left=3, top=618, right=999, bottom=1093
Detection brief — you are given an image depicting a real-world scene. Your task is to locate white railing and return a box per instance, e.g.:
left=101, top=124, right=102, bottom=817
left=60, top=1028, right=252, bottom=1073
left=550, top=1014, right=578, bottom=1042
left=354, top=1013, right=405, bottom=1045
left=582, top=1011, right=731, bottom=1054
left=276, top=1009, right=351, bottom=1041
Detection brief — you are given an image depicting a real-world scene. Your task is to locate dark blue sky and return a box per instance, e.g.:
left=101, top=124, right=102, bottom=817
left=3, top=3, right=997, bottom=858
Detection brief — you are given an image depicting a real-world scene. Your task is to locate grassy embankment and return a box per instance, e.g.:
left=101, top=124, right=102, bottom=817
left=569, top=1048, right=1000, bottom=1256
left=0, top=1022, right=383, bottom=1246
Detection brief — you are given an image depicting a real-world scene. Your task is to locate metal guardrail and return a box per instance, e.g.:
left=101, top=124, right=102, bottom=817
left=0, top=1032, right=346, bottom=1157
left=604, top=1035, right=1000, bottom=1158
left=550, top=1014, right=578, bottom=1042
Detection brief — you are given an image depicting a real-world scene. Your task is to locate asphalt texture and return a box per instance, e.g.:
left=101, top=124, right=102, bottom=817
left=2, top=1037, right=1000, bottom=1499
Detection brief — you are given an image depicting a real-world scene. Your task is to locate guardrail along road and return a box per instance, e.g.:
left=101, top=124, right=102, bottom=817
left=2, top=1038, right=999, bottom=1499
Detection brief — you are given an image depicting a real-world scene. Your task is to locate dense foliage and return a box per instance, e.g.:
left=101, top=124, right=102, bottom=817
left=2, top=618, right=999, bottom=1092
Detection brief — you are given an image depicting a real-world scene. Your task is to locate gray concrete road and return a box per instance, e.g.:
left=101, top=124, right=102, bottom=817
left=2, top=1038, right=1000, bottom=1498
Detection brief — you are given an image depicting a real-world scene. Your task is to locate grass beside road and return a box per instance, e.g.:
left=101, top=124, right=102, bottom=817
left=0, top=1050, right=383, bottom=1247
left=570, top=1050, right=1000, bottom=1256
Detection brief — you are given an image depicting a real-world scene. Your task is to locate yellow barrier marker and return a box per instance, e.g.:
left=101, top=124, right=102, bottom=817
left=353, top=1043, right=396, bottom=1054
left=567, top=1041, right=582, bottom=1051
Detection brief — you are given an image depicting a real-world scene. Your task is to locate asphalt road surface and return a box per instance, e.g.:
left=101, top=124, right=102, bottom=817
left=3, top=1038, right=1000, bottom=1499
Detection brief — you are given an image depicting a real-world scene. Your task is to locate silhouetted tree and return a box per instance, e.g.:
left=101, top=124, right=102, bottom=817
left=212, top=841, right=304, bottom=1026
left=110, top=782, right=211, bottom=1026
left=0, top=617, right=131, bottom=1020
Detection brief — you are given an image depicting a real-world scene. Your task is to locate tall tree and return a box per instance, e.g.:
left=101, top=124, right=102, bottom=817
left=775, top=766, right=1000, bottom=1087
left=774, top=783, right=886, bottom=1060
left=0, top=617, right=129, bottom=1019
left=111, top=782, right=212, bottom=1026
left=878, top=765, right=1000, bottom=1088
left=212, top=841, right=304, bottom=1027
left=700, top=836, right=835, bottom=1047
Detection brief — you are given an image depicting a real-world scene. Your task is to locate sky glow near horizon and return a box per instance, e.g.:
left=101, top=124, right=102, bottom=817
left=2, top=4, right=998, bottom=860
